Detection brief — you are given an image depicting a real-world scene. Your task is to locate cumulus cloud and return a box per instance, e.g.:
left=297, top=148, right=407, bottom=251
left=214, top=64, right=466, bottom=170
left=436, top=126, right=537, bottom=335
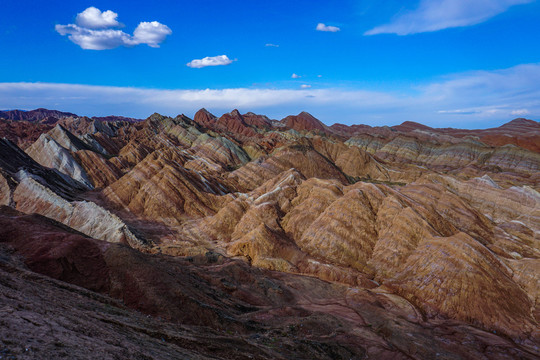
left=55, top=25, right=134, bottom=50
left=265, top=43, right=279, bottom=47
left=300, top=84, right=312, bottom=88
left=291, top=73, right=301, bottom=79
left=133, top=22, right=172, bottom=48
left=186, top=55, right=234, bottom=68
left=365, top=0, right=532, bottom=36
left=56, top=7, right=171, bottom=50
left=316, top=23, right=340, bottom=32
left=1, top=63, right=538, bottom=127
left=75, top=7, right=120, bottom=29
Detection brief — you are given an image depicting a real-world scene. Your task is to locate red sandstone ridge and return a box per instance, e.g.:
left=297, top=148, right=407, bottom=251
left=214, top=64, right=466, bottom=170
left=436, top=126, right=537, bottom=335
left=193, top=108, right=217, bottom=128
left=216, top=109, right=258, bottom=136
left=0, top=120, right=53, bottom=149
left=194, top=108, right=265, bottom=137
left=242, top=111, right=272, bottom=128
left=391, top=118, right=540, bottom=153
left=0, top=108, right=77, bottom=122
left=1, top=108, right=539, bottom=359
left=281, top=111, right=328, bottom=132
left=391, top=121, right=433, bottom=132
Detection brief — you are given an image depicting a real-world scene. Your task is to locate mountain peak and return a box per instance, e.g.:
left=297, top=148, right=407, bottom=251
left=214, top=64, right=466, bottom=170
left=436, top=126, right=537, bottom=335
left=282, top=111, right=326, bottom=132
left=193, top=108, right=217, bottom=128
left=392, top=121, right=432, bottom=132
left=500, top=118, right=539, bottom=128
left=228, top=109, right=243, bottom=118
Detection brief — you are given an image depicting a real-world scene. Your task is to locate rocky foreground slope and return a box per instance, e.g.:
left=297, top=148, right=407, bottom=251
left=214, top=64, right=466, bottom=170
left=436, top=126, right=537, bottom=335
left=0, top=109, right=539, bottom=359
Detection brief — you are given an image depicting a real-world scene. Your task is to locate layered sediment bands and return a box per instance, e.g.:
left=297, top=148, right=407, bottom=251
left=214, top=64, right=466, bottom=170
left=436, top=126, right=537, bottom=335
left=0, top=138, right=86, bottom=198
left=282, top=178, right=344, bottom=240
left=506, top=258, right=540, bottom=323
left=0, top=172, right=12, bottom=206
left=194, top=109, right=266, bottom=137
left=398, top=182, right=495, bottom=243
left=435, top=174, right=540, bottom=231
left=3, top=110, right=540, bottom=356
left=2, top=206, right=538, bottom=359
left=346, top=134, right=540, bottom=176
left=229, top=143, right=348, bottom=191
left=369, top=198, right=435, bottom=279
left=215, top=109, right=258, bottom=137
left=13, top=174, right=147, bottom=249
left=281, top=111, right=327, bottom=132
left=26, top=132, right=93, bottom=188
left=435, top=118, right=540, bottom=153
left=296, top=189, right=378, bottom=273
left=345, top=134, right=388, bottom=154
left=183, top=134, right=250, bottom=172
left=103, top=148, right=228, bottom=223
left=387, top=233, right=536, bottom=338
left=193, top=108, right=217, bottom=128
left=0, top=120, right=53, bottom=149
left=228, top=223, right=303, bottom=272
left=73, top=150, right=123, bottom=189
left=335, top=146, right=392, bottom=180
left=195, top=170, right=306, bottom=269
left=242, top=112, right=272, bottom=129
left=190, top=170, right=539, bottom=341
left=485, top=145, right=540, bottom=173
left=44, top=124, right=94, bottom=152
left=309, top=136, right=395, bottom=181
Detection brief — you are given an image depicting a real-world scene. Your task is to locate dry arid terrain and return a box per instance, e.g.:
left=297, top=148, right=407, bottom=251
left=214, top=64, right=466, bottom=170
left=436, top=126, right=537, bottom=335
left=0, top=108, right=539, bottom=359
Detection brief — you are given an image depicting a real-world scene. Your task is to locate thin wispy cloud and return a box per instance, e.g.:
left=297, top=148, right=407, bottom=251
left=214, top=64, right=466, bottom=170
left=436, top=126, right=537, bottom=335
left=316, top=23, right=340, bottom=32
left=511, top=109, right=530, bottom=116
left=56, top=7, right=172, bottom=50
left=365, top=0, right=533, bottom=36
left=300, top=84, right=312, bottom=89
left=291, top=73, right=301, bottom=79
left=186, top=55, right=234, bottom=69
left=1, top=63, right=538, bottom=127
left=265, top=43, right=279, bottom=47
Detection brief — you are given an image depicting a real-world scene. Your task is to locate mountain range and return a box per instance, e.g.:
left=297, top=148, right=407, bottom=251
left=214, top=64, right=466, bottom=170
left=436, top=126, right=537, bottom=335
left=0, top=108, right=539, bottom=359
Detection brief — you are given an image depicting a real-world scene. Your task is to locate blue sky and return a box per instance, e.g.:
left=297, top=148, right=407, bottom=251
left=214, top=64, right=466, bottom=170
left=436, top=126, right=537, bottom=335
left=1, top=0, right=539, bottom=127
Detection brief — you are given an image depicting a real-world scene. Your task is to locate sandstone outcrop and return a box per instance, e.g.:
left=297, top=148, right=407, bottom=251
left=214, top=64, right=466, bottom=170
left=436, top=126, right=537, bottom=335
left=2, top=206, right=537, bottom=359
left=26, top=131, right=94, bottom=188
left=13, top=173, right=147, bottom=249
left=2, top=109, right=539, bottom=358
left=281, top=111, right=328, bottom=132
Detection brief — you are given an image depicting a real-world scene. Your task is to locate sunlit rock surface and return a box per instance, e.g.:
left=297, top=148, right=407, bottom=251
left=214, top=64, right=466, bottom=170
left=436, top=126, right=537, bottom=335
left=1, top=109, right=539, bottom=358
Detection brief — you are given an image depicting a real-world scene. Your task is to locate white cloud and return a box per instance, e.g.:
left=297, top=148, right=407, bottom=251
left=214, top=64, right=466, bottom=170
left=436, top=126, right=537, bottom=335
left=365, top=0, right=532, bottom=36
left=76, top=7, right=120, bottom=29
left=186, top=55, right=234, bottom=68
left=133, top=22, right=172, bottom=48
left=55, top=25, right=135, bottom=50
left=511, top=109, right=530, bottom=116
left=291, top=73, right=301, bottom=79
left=317, top=75, right=323, bottom=78
left=265, top=43, right=279, bottom=47
left=56, top=7, right=171, bottom=50
left=1, top=63, right=538, bottom=127
left=316, top=23, right=341, bottom=32
left=300, top=84, right=312, bottom=89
